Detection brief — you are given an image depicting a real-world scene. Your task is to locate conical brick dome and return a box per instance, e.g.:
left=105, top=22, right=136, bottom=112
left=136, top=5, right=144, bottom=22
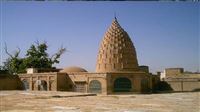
left=96, top=17, right=139, bottom=72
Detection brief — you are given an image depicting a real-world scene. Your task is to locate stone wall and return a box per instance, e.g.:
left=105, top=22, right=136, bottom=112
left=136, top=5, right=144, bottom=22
left=0, top=74, right=23, bottom=90
left=164, top=78, right=200, bottom=92
left=19, top=73, right=58, bottom=91
left=166, top=81, right=200, bottom=92
left=87, top=73, right=107, bottom=94
left=106, top=72, right=152, bottom=94
left=68, top=73, right=107, bottom=94
left=57, top=73, right=71, bottom=91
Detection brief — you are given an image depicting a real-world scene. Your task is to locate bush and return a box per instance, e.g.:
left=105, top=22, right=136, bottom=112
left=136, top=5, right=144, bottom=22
left=153, top=81, right=173, bottom=92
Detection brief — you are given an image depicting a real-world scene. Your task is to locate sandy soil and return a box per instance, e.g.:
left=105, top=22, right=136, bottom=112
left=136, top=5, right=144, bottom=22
left=0, top=91, right=199, bottom=112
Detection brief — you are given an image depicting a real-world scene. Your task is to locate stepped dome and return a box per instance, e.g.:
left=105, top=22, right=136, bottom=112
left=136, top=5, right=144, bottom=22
left=96, top=17, right=139, bottom=72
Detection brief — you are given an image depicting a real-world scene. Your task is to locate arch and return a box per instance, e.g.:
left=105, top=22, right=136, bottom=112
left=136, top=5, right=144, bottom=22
left=114, top=77, right=132, bottom=92
left=22, top=79, right=29, bottom=90
left=89, top=80, right=102, bottom=93
left=37, top=80, right=47, bottom=91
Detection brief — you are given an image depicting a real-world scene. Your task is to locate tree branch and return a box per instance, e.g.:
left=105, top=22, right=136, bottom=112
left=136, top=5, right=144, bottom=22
left=14, top=47, right=21, bottom=57
left=51, top=45, right=66, bottom=62
left=4, top=43, right=13, bottom=58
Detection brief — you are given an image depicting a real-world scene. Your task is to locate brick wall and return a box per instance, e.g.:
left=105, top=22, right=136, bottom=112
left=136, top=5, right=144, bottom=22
left=0, top=74, right=23, bottom=90
left=165, top=78, right=200, bottom=92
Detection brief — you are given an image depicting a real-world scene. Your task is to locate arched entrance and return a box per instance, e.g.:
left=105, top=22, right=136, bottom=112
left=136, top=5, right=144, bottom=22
left=114, top=77, right=132, bottom=92
left=22, top=79, right=29, bottom=90
left=37, top=80, right=47, bottom=91
left=89, top=80, right=102, bottom=93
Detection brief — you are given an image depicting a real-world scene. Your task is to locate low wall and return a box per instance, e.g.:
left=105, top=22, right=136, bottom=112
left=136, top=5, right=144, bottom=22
left=0, top=74, right=23, bottom=90
left=165, top=78, right=200, bottom=92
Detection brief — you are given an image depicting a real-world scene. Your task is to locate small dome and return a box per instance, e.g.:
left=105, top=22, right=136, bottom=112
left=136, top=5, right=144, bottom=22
left=60, top=66, right=87, bottom=73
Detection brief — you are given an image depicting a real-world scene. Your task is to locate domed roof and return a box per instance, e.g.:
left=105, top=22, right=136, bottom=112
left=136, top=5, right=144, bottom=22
left=96, top=17, right=139, bottom=72
left=60, top=66, right=87, bottom=73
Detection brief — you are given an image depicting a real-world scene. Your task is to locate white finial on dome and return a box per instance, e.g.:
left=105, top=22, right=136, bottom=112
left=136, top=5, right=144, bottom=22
left=114, top=12, right=117, bottom=20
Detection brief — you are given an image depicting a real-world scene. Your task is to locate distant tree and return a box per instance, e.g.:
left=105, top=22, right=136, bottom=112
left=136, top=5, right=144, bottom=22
left=24, top=41, right=66, bottom=68
left=4, top=45, right=25, bottom=74
left=3, top=41, right=66, bottom=74
left=153, top=81, right=173, bottom=93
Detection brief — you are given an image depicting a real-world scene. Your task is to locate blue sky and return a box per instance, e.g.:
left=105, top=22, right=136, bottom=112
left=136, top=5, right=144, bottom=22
left=0, top=2, right=199, bottom=73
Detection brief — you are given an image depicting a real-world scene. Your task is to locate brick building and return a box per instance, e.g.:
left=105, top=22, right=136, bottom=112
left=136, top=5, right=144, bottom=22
left=17, top=17, right=158, bottom=94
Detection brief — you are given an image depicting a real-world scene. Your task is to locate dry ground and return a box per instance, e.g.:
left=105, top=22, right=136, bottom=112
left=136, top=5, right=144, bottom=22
left=0, top=91, right=199, bottom=112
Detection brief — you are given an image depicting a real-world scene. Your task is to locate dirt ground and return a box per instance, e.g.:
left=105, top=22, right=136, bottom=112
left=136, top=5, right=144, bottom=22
left=0, top=91, right=199, bottom=112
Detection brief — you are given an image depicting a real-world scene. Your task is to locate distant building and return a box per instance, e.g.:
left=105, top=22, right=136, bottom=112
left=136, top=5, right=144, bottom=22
left=161, top=68, right=200, bottom=92
left=165, top=68, right=184, bottom=77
